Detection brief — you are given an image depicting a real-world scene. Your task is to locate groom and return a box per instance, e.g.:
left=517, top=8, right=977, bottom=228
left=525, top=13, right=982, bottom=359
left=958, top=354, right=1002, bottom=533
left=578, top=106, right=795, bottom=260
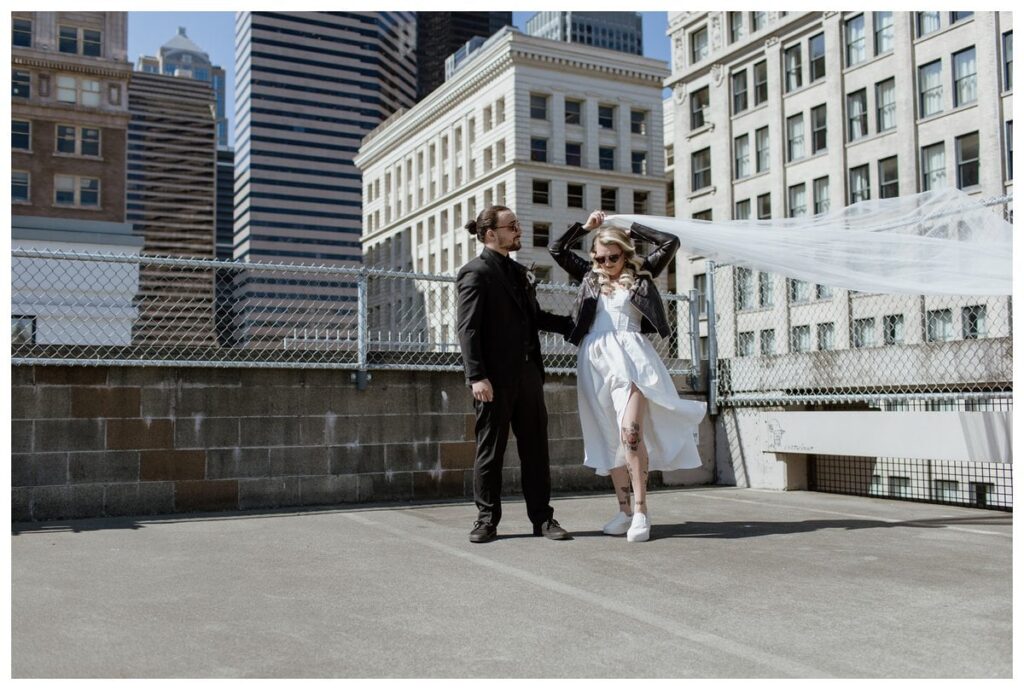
left=456, top=205, right=574, bottom=543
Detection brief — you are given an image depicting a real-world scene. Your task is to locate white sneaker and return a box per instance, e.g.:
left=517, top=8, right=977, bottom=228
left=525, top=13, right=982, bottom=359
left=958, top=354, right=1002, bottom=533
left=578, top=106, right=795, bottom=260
left=626, top=512, right=651, bottom=542
left=602, top=511, right=632, bottom=535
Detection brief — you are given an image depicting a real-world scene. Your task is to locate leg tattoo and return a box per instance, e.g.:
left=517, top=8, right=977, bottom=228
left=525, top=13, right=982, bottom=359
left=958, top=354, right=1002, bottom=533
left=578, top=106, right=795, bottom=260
left=621, top=423, right=641, bottom=452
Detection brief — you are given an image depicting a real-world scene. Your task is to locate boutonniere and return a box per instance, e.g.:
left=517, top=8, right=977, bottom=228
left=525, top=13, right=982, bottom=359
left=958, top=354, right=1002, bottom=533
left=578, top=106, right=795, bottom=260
left=525, top=263, right=537, bottom=287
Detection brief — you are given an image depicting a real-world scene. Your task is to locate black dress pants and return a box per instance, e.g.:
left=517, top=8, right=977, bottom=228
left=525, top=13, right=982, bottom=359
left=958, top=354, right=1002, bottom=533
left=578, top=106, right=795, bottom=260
left=472, top=359, right=554, bottom=528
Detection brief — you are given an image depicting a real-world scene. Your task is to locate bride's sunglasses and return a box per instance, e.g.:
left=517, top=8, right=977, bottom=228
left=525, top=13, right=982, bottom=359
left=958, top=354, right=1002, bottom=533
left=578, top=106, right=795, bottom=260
left=593, top=254, right=622, bottom=265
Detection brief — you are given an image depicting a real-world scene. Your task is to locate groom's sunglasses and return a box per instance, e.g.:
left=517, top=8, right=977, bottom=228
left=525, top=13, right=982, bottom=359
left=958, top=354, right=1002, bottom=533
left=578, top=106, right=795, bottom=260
left=593, top=254, right=622, bottom=265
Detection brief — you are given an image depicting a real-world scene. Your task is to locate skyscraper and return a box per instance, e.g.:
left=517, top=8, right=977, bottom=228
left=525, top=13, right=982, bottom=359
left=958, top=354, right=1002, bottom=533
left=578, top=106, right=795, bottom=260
left=136, top=27, right=229, bottom=146
left=232, top=11, right=417, bottom=344
left=525, top=12, right=643, bottom=55
left=415, top=12, right=511, bottom=99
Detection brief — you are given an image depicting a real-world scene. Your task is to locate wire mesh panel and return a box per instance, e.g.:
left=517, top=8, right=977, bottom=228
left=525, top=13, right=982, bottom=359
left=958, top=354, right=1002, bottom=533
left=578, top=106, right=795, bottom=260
left=810, top=455, right=1012, bottom=511
left=10, top=248, right=697, bottom=376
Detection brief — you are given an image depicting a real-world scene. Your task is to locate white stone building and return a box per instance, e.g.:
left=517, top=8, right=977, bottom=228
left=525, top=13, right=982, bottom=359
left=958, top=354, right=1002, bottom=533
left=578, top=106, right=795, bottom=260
left=355, top=27, right=669, bottom=346
left=665, top=11, right=1013, bottom=498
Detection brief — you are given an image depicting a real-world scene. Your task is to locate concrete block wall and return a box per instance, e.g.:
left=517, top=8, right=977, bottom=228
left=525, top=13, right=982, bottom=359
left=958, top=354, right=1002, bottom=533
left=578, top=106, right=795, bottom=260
left=11, top=365, right=713, bottom=521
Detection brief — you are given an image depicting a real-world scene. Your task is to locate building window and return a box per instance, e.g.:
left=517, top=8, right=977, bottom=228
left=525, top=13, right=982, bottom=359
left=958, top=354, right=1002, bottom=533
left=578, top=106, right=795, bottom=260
left=737, top=331, right=755, bottom=357
left=813, top=176, right=830, bottom=215
left=918, top=60, right=943, bottom=118
left=847, top=89, right=868, bottom=141
left=630, top=151, right=648, bottom=175
left=691, top=148, right=711, bottom=191
left=693, top=274, right=707, bottom=316
left=1003, top=32, right=1013, bottom=91
left=951, top=12, right=973, bottom=23
left=811, top=104, right=827, bottom=153
left=755, top=126, right=770, bottom=172
left=630, top=110, right=647, bottom=135
left=926, top=308, right=954, bottom=342
left=790, top=325, right=811, bottom=353
left=753, top=60, right=768, bottom=105
left=531, top=137, right=547, bottom=163
left=788, top=183, right=806, bottom=217
left=633, top=191, right=649, bottom=215
left=13, top=70, right=30, bottom=98
left=729, top=12, right=745, bottom=43
left=732, top=71, right=748, bottom=114
left=565, top=99, right=582, bottom=126
left=846, top=15, right=867, bottom=66
left=599, top=146, right=615, bottom=171
left=751, top=12, right=767, bottom=32
left=760, top=329, right=775, bottom=355
left=917, top=12, right=941, bottom=37
left=849, top=165, right=870, bottom=203
left=784, top=44, right=802, bottom=92
left=879, top=156, right=899, bottom=198
left=56, top=125, right=100, bottom=157
left=883, top=314, right=905, bottom=344
left=598, top=104, right=615, bottom=129
left=757, top=193, right=771, bottom=219
left=786, top=114, right=804, bottom=162
left=874, top=12, right=894, bottom=55
left=12, top=170, right=30, bottom=202
left=59, top=25, right=102, bottom=57
left=956, top=132, right=980, bottom=189
left=54, top=174, right=100, bottom=208
left=601, top=187, right=617, bottom=212
left=56, top=75, right=101, bottom=107
left=567, top=183, right=584, bottom=208
left=565, top=142, right=582, bottom=167
left=735, top=198, right=751, bottom=219
left=533, top=222, right=550, bottom=247
left=962, top=305, right=987, bottom=339
left=953, top=47, right=977, bottom=107
left=693, top=210, right=712, bottom=221
left=1007, top=121, right=1013, bottom=180
left=13, top=119, right=30, bottom=150
left=735, top=268, right=755, bottom=310
left=532, top=179, right=550, bottom=205
left=691, top=86, right=710, bottom=129
left=13, top=17, right=32, bottom=47
left=790, top=279, right=811, bottom=303
left=12, top=315, right=35, bottom=345
left=922, top=142, right=946, bottom=190
left=691, top=26, right=709, bottom=63
left=816, top=283, right=833, bottom=300
left=853, top=318, right=876, bottom=348
left=876, top=78, right=896, bottom=132
left=734, top=134, right=750, bottom=179
left=666, top=145, right=674, bottom=168
left=817, top=322, right=835, bottom=351
left=530, top=94, right=548, bottom=120
left=759, top=272, right=774, bottom=307
left=809, top=33, right=826, bottom=82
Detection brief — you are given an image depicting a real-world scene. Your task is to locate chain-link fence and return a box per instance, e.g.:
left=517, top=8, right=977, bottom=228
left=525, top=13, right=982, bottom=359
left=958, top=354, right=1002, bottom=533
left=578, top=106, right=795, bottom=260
left=10, top=247, right=698, bottom=379
left=706, top=197, right=1013, bottom=410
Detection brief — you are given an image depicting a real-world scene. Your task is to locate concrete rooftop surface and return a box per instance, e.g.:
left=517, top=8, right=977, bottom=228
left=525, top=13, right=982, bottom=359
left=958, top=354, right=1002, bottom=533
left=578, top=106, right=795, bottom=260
left=11, top=487, right=1013, bottom=678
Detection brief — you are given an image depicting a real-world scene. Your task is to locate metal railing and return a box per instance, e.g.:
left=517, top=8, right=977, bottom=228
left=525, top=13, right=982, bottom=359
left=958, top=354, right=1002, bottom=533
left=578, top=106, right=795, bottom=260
left=10, top=248, right=698, bottom=383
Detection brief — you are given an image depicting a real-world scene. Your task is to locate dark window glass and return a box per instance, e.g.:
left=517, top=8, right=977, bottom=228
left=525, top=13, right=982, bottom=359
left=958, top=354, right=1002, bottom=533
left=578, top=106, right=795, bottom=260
left=599, top=146, right=615, bottom=171
left=809, top=33, right=826, bottom=81
left=59, top=25, right=78, bottom=53
left=811, top=104, right=827, bottom=153
left=565, top=142, right=582, bottom=167
left=567, top=183, right=584, bottom=208
left=879, top=156, right=899, bottom=198
left=598, top=105, right=615, bottom=129
left=530, top=137, right=547, bottom=162
left=530, top=94, right=548, bottom=119
left=13, top=70, right=30, bottom=98
left=532, top=179, right=549, bottom=205
left=956, top=131, right=980, bottom=188
left=691, top=87, right=709, bottom=128
left=630, top=110, right=646, bottom=135
left=12, top=18, right=32, bottom=47
left=631, top=151, right=647, bottom=175
left=532, top=222, right=550, bottom=247
left=12, top=120, right=30, bottom=150
left=691, top=148, right=711, bottom=190
left=601, top=187, right=617, bottom=212
left=565, top=100, right=582, bottom=125
left=754, top=60, right=768, bottom=104
left=732, top=71, right=748, bottom=113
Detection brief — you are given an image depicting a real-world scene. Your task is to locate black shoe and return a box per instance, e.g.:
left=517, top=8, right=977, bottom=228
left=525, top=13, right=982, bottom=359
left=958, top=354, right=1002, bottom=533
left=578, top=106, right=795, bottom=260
left=469, top=521, right=497, bottom=543
left=534, top=518, right=570, bottom=540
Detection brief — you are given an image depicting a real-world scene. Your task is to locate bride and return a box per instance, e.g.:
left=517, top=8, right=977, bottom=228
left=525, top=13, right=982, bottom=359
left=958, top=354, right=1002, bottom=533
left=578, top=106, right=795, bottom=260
left=549, top=210, right=706, bottom=542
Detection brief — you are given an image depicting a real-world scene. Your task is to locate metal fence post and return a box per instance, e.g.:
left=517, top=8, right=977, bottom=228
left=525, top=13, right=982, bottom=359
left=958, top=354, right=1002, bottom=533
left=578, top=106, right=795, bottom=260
left=688, top=288, right=702, bottom=391
left=355, top=267, right=369, bottom=390
left=705, top=261, right=719, bottom=415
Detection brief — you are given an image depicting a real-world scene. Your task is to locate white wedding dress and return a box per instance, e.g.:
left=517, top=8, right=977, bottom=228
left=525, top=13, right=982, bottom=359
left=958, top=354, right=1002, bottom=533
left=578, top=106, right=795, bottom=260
left=576, top=287, right=706, bottom=476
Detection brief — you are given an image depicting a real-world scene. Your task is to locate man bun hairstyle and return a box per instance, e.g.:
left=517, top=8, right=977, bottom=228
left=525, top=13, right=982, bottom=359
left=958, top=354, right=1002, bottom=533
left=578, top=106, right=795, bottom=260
left=466, top=205, right=511, bottom=242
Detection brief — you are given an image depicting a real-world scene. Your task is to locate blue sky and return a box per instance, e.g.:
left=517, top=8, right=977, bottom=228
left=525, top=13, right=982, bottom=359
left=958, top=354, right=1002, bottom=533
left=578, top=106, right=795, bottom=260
left=127, top=11, right=671, bottom=142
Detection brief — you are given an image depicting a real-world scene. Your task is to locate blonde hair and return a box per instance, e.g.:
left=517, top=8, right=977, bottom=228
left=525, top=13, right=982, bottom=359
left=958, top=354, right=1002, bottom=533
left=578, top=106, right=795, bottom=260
left=590, top=228, right=650, bottom=294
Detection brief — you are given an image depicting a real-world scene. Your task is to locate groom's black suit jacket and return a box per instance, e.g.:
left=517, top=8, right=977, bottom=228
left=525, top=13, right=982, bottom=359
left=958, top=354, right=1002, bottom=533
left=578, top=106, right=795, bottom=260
left=456, top=247, right=572, bottom=385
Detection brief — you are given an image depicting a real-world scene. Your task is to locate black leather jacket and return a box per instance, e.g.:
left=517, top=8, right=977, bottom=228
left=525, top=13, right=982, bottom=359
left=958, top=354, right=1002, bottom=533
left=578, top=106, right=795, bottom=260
left=549, top=221, right=680, bottom=346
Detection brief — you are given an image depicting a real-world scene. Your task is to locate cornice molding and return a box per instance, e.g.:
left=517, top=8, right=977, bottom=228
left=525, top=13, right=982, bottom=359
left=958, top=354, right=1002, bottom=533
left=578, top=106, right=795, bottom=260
left=13, top=53, right=132, bottom=80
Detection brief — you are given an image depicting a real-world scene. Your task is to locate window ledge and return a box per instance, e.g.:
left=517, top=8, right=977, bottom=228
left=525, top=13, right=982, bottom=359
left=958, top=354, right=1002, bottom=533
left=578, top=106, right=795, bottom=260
left=687, top=186, right=716, bottom=201
left=687, top=123, right=714, bottom=139
left=53, top=153, right=103, bottom=161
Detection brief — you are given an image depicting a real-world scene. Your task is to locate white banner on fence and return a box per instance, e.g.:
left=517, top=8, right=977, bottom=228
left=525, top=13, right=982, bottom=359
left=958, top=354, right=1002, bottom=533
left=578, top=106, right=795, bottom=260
left=763, top=411, right=1012, bottom=463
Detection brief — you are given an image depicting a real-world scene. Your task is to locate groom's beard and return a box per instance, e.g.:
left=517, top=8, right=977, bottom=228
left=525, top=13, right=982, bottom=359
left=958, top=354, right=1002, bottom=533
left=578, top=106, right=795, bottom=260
left=500, top=235, right=522, bottom=252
